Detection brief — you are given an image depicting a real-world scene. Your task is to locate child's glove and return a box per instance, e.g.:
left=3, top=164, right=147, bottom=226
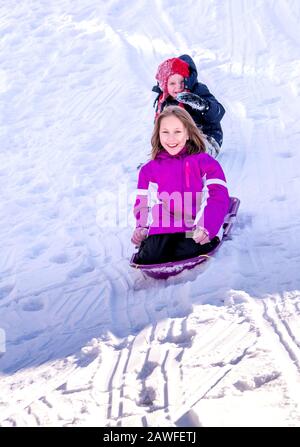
left=131, top=227, right=148, bottom=247
left=176, top=92, right=209, bottom=112
left=193, top=227, right=210, bottom=245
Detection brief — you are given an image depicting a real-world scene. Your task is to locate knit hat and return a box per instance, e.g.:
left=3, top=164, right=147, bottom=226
left=155, top=58, right=190, bottom=101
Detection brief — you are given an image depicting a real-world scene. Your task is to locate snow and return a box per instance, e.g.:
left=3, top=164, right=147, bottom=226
left=1, top=0, right=300, bottom=427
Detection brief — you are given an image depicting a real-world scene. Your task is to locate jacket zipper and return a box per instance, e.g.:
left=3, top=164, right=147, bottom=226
left=185, top=160, right=190, bottom=188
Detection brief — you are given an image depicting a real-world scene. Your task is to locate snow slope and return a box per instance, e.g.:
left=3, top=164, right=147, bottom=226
left=1, top=0, right=300, bottom=427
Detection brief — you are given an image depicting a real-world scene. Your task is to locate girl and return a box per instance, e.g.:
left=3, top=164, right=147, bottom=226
left=132, top=106, right=230, bottom=265
left=152, top=54, right=225, bottom=158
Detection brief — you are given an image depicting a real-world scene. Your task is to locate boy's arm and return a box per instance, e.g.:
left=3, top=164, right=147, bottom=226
left=177, top=84, right=225, bottom=124
left=197, top=84, right=225, bottom=123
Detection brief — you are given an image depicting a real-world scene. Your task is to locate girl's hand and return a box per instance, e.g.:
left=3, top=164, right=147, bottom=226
left=131, top=227, right=148, bottom=246
left=193, top=227, right=210, bottom=245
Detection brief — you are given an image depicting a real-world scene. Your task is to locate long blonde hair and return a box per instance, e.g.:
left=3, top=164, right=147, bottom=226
left=151, top=106, right=206, bottom=159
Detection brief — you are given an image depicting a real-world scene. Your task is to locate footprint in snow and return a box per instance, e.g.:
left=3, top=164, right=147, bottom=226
left=260, top=97, right=281, bottom=105
left=22, top=299, right=44, bottom=312
left=50, top=253, right=69, bottom=264
left=249, top=113, right=268, bottom=120
left=0, top=284, right=14, bottom=300
left=271, top=194, right=286, bottom=202
left=137, top=361, right=158, bottom=380
left=67, top=263, right=95, bottom=279
left=233, top=371, right=280, bottom=391
left=137, top=386, right=156, bottom=407
left=29, top=183, right=50, bottom=194
left=27, top=243, right=48, bottom=259
left=276, top=151, right=294, bottom=159
left=160, top=330, right=196, bottom=347
left=155, top=303, right=167, bottom=312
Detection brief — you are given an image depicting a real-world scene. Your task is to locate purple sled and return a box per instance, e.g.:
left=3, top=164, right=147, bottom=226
left=130, top=197, right=240, bottom=279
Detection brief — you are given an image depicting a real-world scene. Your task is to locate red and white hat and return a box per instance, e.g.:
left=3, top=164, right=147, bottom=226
left=155, top=58, right=190, bottom=101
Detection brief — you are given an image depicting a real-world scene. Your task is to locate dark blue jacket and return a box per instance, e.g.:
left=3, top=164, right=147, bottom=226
left=152, top=54, right=225, bottom=146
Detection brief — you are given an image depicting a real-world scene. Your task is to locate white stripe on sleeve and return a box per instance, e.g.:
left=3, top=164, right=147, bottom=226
left=206, top=178, right=227, bottom=188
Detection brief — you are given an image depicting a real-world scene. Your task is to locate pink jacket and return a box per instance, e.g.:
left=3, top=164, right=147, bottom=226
left=134, top=148, right=230, bottom=239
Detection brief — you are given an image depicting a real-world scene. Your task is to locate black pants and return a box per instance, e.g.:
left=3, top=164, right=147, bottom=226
left=134, top=233, right=220, bottom=265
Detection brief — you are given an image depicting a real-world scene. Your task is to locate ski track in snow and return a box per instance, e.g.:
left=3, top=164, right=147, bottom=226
left=1, top=0, right=300, bottom=426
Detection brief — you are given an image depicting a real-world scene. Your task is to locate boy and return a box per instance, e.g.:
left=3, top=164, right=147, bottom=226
left=152, top=54, right=225, bottom=158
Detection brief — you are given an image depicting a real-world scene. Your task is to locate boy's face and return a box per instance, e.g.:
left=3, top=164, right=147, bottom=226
left=167, top=74, right=184, bottom=99
left=159, top=115, right=188, bottom=156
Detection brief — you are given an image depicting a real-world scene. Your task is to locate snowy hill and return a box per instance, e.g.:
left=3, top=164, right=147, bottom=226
left=1, top=0, right=300, bottom=427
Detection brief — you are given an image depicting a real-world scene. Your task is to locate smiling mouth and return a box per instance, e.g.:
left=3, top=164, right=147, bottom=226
left=167, top=144, right=178, bottom=148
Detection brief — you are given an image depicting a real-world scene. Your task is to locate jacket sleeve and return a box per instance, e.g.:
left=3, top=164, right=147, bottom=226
left=195, top=155, right=230, bottom=239
left=133, top=166, right=150, bottom=229
left=194, top=83, right=225, bottom=124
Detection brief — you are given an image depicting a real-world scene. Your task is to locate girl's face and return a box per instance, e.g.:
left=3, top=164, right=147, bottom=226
left=167, top=74, right=184, bottom=98
left=159, top=115, right=188, bottom=156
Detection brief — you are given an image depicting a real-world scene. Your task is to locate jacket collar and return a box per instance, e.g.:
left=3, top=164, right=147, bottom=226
left=156, top=146, right=188, bottom=160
